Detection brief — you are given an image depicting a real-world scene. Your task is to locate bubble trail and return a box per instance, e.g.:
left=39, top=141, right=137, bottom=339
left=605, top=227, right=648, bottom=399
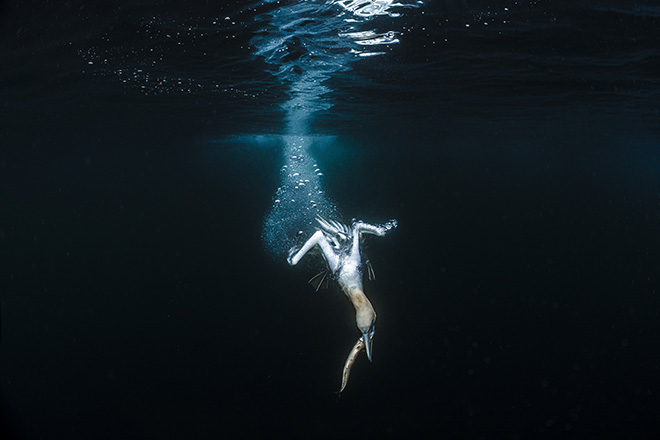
left=262, top=71, right=340, bottom=258
left=253, top=0, right=418, bottom=258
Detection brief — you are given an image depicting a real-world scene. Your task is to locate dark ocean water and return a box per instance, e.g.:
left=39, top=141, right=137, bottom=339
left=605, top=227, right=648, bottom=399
left=2, top=1, right=660, bottom=439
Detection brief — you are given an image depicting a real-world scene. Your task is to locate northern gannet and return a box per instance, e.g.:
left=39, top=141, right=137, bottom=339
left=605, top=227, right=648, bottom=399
left=288, top=215, right=397, bottom=390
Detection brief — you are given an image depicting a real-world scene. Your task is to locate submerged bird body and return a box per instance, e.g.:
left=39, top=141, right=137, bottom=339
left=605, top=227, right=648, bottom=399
left=288, top=215, right=397, bottom=390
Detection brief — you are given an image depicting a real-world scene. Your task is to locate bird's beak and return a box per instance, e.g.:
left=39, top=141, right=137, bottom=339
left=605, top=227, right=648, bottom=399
left=362, top=331, right=373, bottom=362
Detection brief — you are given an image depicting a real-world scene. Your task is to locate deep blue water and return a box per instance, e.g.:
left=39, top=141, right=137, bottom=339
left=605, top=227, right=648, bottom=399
left=2, top=1, right=660, bottom=439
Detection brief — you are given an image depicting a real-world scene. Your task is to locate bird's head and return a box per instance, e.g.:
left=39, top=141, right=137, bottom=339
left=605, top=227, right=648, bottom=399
left=356, top=306, right=376, bottom=362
